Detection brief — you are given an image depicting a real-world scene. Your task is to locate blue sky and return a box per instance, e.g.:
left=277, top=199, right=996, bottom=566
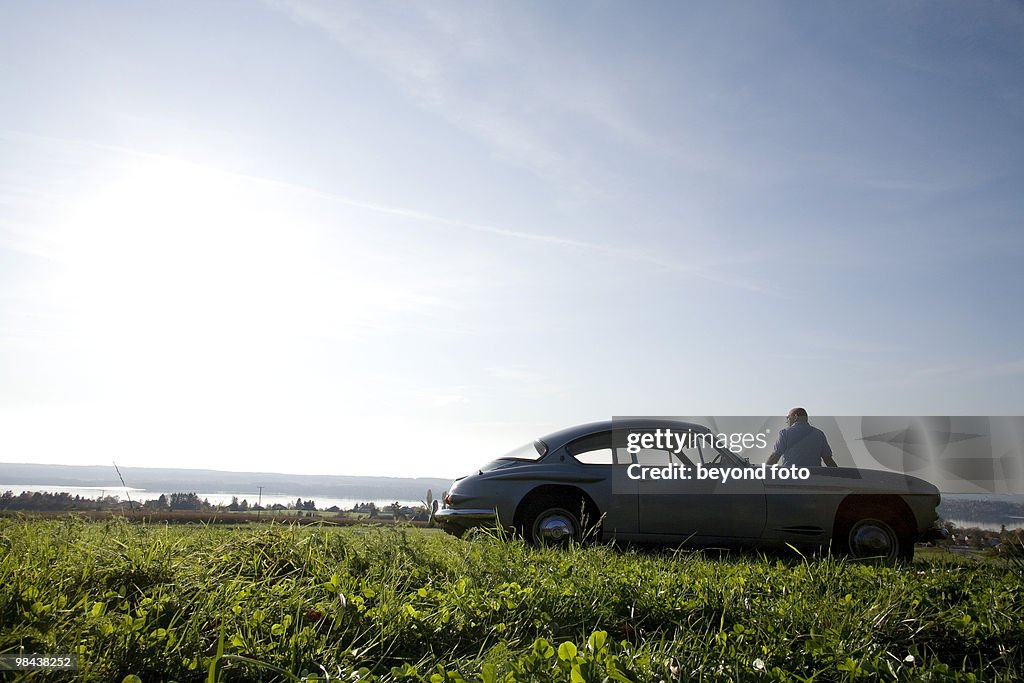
left=1, top=1, right=1022, bottom=478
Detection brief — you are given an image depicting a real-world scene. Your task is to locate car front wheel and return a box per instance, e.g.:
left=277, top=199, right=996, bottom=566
left=838, top=513, right=913, bottom=562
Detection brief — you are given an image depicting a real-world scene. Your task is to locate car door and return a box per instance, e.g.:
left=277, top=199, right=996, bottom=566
left=633, top=435, right=767, bottom=542
left=564, top=430, right=638, bottom=537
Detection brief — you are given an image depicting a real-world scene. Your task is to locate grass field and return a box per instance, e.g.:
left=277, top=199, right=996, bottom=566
left=1, top=518, right=1022, bottom=682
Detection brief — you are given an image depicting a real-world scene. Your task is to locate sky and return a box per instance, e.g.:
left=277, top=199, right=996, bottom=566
left=1, top=1, right=1023, bottom=479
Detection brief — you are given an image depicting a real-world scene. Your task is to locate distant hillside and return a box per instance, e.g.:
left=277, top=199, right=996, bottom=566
left=0, top=463, right=452, bottom=501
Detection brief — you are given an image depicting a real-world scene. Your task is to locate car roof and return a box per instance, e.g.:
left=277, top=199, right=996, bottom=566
left=538, top=418, right=713, bottom=451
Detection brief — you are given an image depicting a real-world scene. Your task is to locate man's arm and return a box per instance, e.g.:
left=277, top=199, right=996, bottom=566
left=822, top=439, right=837, bottom=468
left=766, top=429, right=786, bottom=466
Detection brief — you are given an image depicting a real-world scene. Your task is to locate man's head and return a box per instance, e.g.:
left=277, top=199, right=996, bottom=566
left=786, top=407, right=809, bottom=425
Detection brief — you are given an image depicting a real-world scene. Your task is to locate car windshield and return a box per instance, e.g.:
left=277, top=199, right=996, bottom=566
left=478, top=439, right=549, bottom=472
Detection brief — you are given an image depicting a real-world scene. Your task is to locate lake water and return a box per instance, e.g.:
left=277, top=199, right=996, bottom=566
left=939, top=493, right=1024, bottom=531
left=0, top=484, right=421, bottom=511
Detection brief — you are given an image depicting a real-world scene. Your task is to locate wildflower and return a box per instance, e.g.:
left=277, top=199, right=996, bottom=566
left=753, top=658, right=766, bottom=671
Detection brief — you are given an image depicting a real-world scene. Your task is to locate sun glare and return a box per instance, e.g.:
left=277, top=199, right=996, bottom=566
left=51, top=157, right=326, bottom=404
left=38, top=153, right=460, bottom=469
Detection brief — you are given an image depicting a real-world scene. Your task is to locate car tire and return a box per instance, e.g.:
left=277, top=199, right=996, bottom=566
left=521, top=497, right=585, bottom=546
left=836, top=508, right=914, bottom=562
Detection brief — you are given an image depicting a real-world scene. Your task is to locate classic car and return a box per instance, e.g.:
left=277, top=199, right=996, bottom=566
left=434, top=418, right=944, bottom=560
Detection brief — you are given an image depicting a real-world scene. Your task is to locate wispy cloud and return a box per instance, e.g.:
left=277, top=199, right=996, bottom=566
left=263, top=0, right=657, bottom=200
left=910, top=359, right=1024, bottom=382
left=840, top=358, right=1024, bottom=401
left=1, top=127, right=781, bottom=294
left=799, top=331, right=910, bottom=356
left=280, top=176, right=783, bottom=294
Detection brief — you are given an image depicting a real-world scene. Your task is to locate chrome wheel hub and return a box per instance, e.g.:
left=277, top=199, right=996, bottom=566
left=849, top=521, right=896, bottom=558
left=536, top=512, right=576, bottom=542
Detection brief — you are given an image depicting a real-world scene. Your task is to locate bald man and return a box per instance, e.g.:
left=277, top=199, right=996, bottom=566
left=766, top=407, right=838, bottom=468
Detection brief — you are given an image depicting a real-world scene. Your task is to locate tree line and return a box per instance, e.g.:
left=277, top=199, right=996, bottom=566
left=0, top=490, right=425, bottom=518
left=0, top=490, right=317, bottom=513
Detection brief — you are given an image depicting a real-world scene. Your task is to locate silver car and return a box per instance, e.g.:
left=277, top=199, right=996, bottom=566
left=435, top=419, right=943, bottom=561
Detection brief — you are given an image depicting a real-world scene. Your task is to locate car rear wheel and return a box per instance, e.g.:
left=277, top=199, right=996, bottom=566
left=838, top=511, right=914, bottom=562
left=521, top=498, right=583, bottom=546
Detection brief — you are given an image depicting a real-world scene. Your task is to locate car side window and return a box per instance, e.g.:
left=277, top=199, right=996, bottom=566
left=573, top=448, right=614, bottom=465
left=620, top=430, right=698, bottom=467
left=671, top=447, right=697, bottom=468
left=634, top=448, right=669, bottom=465
left=566, top=431, right=614, bottom=465
left=634, top=448, right=696, bottom=468
left=697, top=441, right=725, bottom=465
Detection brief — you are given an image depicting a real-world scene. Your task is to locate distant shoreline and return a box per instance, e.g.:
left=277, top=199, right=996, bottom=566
left=0, top=462, right=453, bottom=502
left=0, top=483, right=421, bottom=511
